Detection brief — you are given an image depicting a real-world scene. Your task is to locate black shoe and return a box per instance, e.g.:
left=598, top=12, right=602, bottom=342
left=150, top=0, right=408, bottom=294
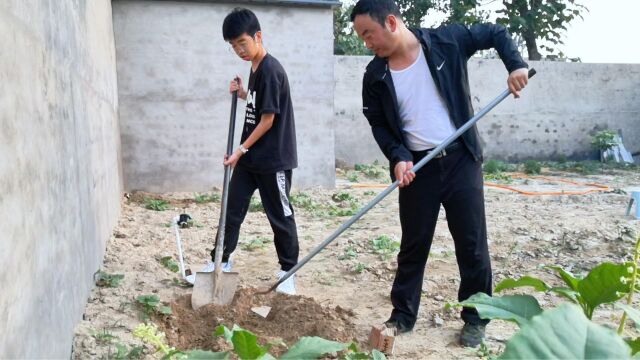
left=460, top=323, right=486, bottom=348
left=384, top=319, right=414, bottom=334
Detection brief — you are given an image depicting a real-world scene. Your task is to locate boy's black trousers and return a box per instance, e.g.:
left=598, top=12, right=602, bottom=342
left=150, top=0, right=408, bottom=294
left=389, top=146, right=492, bottom=328
left=210, top=166, right=299, bottom=271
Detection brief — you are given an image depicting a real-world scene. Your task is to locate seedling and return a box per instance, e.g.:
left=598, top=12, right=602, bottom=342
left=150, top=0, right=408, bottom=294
left=371, top=235, right=400, bottom=260
left=91, top=328, right=117, bottom=345
left=136, top=295, right=172, bottom=320
left=338, top=245, right=358, bottom=260
left=353, top=262, right=368, bottom=273
left=144, top=198, right=169, bottom=211
left=159, top=256, right=179, bottom=273
left=96, top=271, right=124, bottom=288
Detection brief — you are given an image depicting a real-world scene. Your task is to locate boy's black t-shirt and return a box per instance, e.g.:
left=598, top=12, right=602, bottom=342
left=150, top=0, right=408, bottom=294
left=237, top=53, right=297, bottom=173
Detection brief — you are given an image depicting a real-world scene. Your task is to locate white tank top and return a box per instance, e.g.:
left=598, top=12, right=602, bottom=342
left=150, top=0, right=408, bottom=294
left=390, top=46, right=456, bottom=151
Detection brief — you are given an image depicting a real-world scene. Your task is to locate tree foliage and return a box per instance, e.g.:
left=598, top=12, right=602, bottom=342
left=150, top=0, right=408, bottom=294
left=334, top=0, right=587, bottom=60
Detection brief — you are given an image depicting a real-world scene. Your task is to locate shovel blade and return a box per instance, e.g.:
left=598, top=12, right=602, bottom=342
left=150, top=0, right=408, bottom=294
left=191, top=271, right=240, bottom=309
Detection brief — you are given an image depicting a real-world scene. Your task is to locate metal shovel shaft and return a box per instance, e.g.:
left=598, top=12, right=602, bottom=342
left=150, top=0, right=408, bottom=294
left=265, top=69, right=536, bottom=293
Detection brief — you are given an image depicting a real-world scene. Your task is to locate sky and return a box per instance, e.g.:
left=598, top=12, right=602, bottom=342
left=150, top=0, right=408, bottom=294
left=344, top=0, right=640, bottom=64
left=561, top=0, right=640, bottom=64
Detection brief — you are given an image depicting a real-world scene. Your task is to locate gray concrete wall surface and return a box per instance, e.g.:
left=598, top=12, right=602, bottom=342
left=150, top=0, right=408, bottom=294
left=334, top=56, right=640, bottom=165
left=114, top=0, right=336, bottom=191
left=0, top=1, right=121, bottom=358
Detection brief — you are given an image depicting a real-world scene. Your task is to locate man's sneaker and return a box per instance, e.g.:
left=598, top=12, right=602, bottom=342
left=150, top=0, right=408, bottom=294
left=384, top=319, right=414, bottom=334
left=276, top=270, right=296, bottom=295
left=460, top=323, right=486, bottom=348
left=185, top=260, right=233, bottom=285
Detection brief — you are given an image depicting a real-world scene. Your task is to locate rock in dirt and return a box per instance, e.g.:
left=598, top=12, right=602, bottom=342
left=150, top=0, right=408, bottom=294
left=251, top=306, right=271, bottom=318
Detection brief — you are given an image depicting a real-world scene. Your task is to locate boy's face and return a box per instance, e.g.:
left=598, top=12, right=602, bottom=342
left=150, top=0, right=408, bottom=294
left=229, top=32, right=262, bottom=61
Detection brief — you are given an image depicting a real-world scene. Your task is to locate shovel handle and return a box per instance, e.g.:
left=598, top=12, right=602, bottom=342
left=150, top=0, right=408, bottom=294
left=213, top=86, right=239, bottom=275
left=263, top=68, right=537, bottom=293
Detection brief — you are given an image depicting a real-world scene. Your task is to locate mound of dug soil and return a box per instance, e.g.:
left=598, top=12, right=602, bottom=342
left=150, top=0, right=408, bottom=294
left=159, top=287, right=361, bottom=353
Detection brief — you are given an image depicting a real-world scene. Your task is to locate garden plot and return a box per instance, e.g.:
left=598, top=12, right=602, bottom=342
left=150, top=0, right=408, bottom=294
left=73, top=165, right=640, bottom=359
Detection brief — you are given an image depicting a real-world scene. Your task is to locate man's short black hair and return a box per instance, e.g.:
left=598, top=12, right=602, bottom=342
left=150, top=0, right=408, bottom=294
left=222, top=7, right=261, bottom=41
left=350, top=0, right=402, bottom=26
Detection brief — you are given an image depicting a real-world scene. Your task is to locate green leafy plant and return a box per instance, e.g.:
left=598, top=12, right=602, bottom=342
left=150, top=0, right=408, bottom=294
left=133, top=323, right=226, bottom=359
left=215, top=325, right=356, bottom=360
left=144, top=198, right=169, bottom=211
left=458, top=238, right=640, bottom=358
left=159, top=256, right=179, bottom=273
left=370, top=235, right=400, bottom=260
left=194, top=192, right=220, bottom=203
left=591, top=129, right=618, bottom=152
left=483, top=159, right=511, bottom=174
left=523, top=160, right=541, bottom=175
left=136, top=295, right=172, bottom=320
left=329, top=192, right=360, bottom=217
left=346, top=172, right=360, bottom=183
left=290, top=192, right=321, bottom=214
left=96, top=271, right=124, bottom=288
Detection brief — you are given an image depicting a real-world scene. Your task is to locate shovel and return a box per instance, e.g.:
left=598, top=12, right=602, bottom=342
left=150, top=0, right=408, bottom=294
left=191, top=83, right=241, bottom=309
left=260, top=69, right=537, bottom=294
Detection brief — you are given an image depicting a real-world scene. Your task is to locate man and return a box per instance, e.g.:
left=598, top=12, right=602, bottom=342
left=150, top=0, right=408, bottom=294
left=350, top=0, right=529, bottom=347
left=188, top=8, right=299, bottom=295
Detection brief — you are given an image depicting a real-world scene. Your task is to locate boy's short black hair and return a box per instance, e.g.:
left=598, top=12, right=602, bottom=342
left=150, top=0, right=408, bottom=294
left=222, top=7, right=261, bottom=41
left=350, top=0, right=402, bottom=26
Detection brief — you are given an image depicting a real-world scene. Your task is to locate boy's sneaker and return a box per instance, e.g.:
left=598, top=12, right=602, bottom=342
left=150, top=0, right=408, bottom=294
left=276, top=270, right=296, bottom=295
left=185, top=259, right=233, bottom=285
left=459, top=323, right=486, bottom=348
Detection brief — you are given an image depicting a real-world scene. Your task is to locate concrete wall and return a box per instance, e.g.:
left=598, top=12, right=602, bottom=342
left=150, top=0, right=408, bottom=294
left=334, top=56, right=640, bottom=164
left=114, top=0, right=336, bottom=191
left=0, top=1, right=121, bottom=358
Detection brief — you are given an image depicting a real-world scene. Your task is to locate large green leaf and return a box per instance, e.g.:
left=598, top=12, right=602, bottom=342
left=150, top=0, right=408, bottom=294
left=185, top=350, right=231, bottom=359
left=549, top=287, right=580, bottom=304
left=499, top=304, right=631, bottom=359
left=578, top=262, right=632, bottom=317
left=626, top=338, right=640, bottom=356
left=231, top=328, right=270, bottom=360
left=280, top=337, right=349, bottom=360
left=547, top=266, right=580, bottom=291
left=460, top=293, right=542, bottom=327
left=494, top=276, right=551, bottom=293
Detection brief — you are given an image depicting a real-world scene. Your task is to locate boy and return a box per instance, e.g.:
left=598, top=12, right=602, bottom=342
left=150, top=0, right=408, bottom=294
left=188, top=8, right=299, bottom=295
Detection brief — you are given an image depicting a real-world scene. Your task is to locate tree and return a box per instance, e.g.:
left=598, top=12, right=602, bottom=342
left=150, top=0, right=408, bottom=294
left=495, top=0, right=587, bottom=60
left=333, top=4, right=370, bottom=55
left=441, top=0, right=490, bottom=25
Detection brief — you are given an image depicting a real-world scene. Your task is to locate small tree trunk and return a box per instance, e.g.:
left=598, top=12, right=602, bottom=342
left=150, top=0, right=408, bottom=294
left=523, top=31, right=542, bottom=60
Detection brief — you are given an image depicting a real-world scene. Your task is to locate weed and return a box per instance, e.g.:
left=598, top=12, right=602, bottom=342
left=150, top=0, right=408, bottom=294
left=371, top=235, right=400, bottom=259
left=483, top=159, right=512, bottom=174
left=159, top=256, right=179, bottom=273
left=523, top=160, right=541, bottom=175
left=338, top=245, right=358, bottom=260
left=111, top=343, right=145, bottom=360
left=363, top=190, right=376, bottom=196
left=353, top=262, right=368, bottom=273
left=96, top=271, right=124, bottom=288
left=346, top=172, right=360, bottom=183
left=290, top=192, right=320, bottom=211
left=355, top=162, right=386, bottom=179
left=91, top=328, right=117, bottom=345
left=144, top=198, right=169, bottom=211
left=194, top=192, right=220, bottom=203
left=241, top=237, right=270, bottom=251
left=248, top=196, right=263, bottom=212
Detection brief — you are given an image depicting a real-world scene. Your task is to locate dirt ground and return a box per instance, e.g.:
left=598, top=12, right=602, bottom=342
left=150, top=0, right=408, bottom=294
left=73, top=165, right=640, bottom=359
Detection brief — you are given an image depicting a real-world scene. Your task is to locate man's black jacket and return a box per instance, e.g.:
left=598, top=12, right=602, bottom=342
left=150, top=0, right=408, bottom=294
left=361, top=24, right=528, bottom=179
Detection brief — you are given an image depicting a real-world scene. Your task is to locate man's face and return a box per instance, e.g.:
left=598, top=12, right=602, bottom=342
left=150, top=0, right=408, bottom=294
left=229, top=32, right=262, bottom=61
left=353, top=14, right=396, bottom=58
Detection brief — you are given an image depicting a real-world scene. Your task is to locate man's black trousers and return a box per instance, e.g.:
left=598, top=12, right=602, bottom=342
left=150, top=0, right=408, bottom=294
left=390, top=147, right=492, bottom=328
